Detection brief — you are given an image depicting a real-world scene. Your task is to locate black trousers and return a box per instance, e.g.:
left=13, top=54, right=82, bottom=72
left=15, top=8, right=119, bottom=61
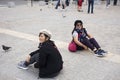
left=88, top=0, right=94, bottom=13
left=113, top=0, right=117, bottom=5
left=25, top=53, right=39, bottom=66
left=77, top=38, right=100, bottom=51
left=26, top=53, right=60, bottom=78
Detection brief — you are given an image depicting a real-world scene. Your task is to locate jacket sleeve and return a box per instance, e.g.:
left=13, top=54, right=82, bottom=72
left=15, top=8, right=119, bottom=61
left=29, top=49, right=39, bottom=57
left=35, top=47, right=47, bottom=68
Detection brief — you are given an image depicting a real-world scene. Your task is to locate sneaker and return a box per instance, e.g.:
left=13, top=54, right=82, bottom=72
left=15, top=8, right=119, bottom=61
left=99, top=49, right=107, bottom=53
left=17, top=61, right=28, bottom=70
left=98, top=49, right=108, bottom=56
left=95, top=50, right=104, bottom=57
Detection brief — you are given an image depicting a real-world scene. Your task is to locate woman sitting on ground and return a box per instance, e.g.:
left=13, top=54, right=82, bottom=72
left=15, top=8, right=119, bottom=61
left=18, top=29, right=63, bottom=78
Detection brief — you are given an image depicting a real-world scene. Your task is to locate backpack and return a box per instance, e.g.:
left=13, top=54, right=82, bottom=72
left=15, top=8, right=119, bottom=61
left=68, top=41, right=77, bottom=52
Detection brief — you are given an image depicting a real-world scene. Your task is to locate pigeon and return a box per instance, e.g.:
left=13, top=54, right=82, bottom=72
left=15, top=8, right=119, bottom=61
left=2, top=45, right=11, bottom=52
left=63, top=15, right=66, bottom=18
left=40, top=9, right=42, bottom=11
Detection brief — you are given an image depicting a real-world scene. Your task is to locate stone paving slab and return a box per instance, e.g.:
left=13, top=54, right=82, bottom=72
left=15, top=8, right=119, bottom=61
left=0, top=2, right=120, bottom=80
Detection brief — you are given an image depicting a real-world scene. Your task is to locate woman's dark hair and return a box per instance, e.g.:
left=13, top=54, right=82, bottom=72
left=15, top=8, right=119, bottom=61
left=39, top=33, right=50, bottom=40
left=39, top=33, right=55, bottom=47
left=72, top=20, right=83, bottom=34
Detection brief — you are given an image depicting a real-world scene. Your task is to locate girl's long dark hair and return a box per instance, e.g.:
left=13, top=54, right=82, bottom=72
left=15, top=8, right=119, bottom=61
left=72, top=20, right=83, bottom=34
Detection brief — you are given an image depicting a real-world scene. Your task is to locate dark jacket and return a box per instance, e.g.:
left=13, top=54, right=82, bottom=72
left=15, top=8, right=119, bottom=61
left=75, top=28, right=88, bottom=41
left=30, top=40, right=63, bottom=77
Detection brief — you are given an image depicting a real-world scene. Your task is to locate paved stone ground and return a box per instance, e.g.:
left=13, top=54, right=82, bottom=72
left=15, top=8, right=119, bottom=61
left=0, top=1, right=120, bottom=80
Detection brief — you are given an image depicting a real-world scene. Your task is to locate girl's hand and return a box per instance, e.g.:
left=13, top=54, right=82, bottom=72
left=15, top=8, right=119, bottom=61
left=83, top=45, right=88, bottom=50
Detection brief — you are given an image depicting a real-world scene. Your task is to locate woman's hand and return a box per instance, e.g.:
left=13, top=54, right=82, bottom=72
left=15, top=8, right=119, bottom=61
left=73, top=36, right=88, bottom=50
left=82, top=45, right=88, bottom=50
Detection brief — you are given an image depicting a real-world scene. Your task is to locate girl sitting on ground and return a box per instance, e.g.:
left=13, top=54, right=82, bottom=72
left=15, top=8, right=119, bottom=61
left=71, top=20, right=107, bottom=57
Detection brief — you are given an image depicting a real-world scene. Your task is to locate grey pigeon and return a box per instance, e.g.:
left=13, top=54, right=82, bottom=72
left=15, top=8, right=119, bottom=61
left=2, top=45, right=11, bottom=52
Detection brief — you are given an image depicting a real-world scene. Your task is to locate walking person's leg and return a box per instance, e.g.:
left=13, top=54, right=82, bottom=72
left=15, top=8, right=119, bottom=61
left=62, top=4, right=65, bottom=9
left=113, top=0, right=117, bottom=5
left=91, top=0, right=94, bottom=13
left=77, top=0, right=83, bottom=12
left=66, top=0, right=69, bottom=6
left=60, top=0, right=64, bottom=9
left=106, top=0, right=109, bottom=7
left=106, top=0, right=110, bottom=7
left=63, top=0, right=66, bottom=9
left=62, top=0, right=66, bottom=9
left=108, top=0, right=110, bottom=5
left=88, top=0, right=91, bottom=13
left=55, top=0, right=60, bottom=9
left=45, top=0, right=49, bottom=5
